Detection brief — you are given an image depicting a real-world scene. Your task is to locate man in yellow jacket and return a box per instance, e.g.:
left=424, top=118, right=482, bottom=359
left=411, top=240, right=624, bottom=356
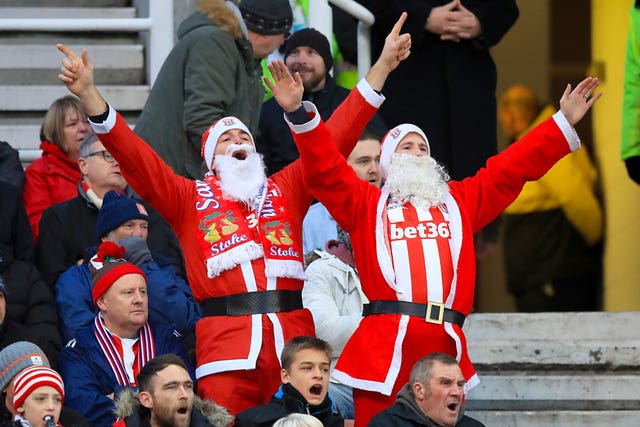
left=498, top=85, right=604, bottom=312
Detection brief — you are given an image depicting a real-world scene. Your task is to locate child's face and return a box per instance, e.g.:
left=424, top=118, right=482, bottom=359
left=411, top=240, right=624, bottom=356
left=281, top=348, right=331, bottom=405
left=17, top=386, right=62, bottom=427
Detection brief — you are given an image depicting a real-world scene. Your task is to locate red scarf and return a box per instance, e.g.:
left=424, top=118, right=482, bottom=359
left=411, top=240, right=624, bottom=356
left=195, top=174, right=305, bottom=279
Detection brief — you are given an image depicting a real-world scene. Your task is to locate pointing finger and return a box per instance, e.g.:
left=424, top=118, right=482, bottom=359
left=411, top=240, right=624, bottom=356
left=391, top=12, right=408, bottom=36
left=56, top=43, right=77, bottom=59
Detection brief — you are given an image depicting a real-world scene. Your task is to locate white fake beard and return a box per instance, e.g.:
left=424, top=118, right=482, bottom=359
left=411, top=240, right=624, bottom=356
left=215, top=144, right=267, bottom=204
left=384, top=154, right=450, bottom=210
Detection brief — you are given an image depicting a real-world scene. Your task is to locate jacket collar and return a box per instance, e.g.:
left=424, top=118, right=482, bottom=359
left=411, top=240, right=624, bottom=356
left=112, top=387, right=233, bottom=427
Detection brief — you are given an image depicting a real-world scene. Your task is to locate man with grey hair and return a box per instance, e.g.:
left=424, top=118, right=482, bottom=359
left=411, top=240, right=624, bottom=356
left=55, top=189, right=201, bottom=342
left=368, top=353, right=483, bottom=427
left=0, top=341, right=89, bottom=427
left=36, top=133, right=185, bottom=291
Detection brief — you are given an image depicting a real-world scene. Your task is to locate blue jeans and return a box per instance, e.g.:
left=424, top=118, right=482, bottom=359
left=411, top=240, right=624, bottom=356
left=329, top=381, right=354, bottom=419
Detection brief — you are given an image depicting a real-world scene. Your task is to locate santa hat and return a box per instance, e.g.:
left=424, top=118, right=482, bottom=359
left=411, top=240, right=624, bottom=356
left=379, top=124, right=430, bottom=179
left=90, top=241, right=146, bottom=304
left=13, top=366, right=64, bottom=409
left=95, top=190, right=149, bottom=239
left=201, top=116, right=254, bottom=172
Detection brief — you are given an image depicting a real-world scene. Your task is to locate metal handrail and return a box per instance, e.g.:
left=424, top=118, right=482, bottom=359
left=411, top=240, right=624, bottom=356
left=308, top=0, right=374, bottom=81
left=0, top=2, right=173, bottom=85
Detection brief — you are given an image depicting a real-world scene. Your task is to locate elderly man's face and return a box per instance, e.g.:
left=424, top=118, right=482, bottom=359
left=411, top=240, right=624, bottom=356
left=96, top=273, right=148, bottom=338
left=413, top=361, right=465, bottom=427
left=78, top=141, right=126, bottom=196
left=105, top=219, right=149, bottom=243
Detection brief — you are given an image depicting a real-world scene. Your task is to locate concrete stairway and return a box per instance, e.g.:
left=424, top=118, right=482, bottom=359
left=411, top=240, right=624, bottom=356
left=463, top=312, right=640, bottom=426
left=0, top=2, right=148, bottom=162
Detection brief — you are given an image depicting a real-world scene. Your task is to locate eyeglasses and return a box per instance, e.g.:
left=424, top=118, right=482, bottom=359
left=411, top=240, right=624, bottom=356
left=85, top=150, right=115, bottom=163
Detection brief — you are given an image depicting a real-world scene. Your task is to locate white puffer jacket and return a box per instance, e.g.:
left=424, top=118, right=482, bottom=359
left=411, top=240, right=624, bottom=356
left=302, top=250, right=368, bottom=373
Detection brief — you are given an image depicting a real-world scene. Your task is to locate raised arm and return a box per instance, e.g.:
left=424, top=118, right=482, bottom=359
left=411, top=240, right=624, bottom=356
left=56, top=44, right=194, bottom=228
left=364, top=12, right=411, bottom=90
left=267, top=12, right=411, bottom=112
left=452, top=76, right=602, bottom=232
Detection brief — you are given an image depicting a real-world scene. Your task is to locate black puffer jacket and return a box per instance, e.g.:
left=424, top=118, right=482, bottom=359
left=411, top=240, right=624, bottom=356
left=0, top=141, right=25, bottom=191
left=0, top=182, right=34, bottom=263
left=0, top=248, right=62, bottom=366
left=235, top=383, right=343, bottom=427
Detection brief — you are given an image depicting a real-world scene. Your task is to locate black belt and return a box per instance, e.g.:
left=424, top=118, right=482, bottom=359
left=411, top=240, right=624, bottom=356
left=363, top=300, right=465, bottom=327
left=201, top=290, right=303, bottom=317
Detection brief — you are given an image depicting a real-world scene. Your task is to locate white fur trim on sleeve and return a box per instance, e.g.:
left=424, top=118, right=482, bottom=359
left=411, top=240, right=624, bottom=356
left=552, top=110, right=581, bottom=152
left=356, top=78, right=385, bottom=108
left=283, top=100, right=321, bottom=134
left=89, top=103, right=117, bottom=134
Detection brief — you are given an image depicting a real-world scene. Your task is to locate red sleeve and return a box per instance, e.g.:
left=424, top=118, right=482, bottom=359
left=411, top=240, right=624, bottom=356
left=96, top=113, right=195, bottom=229
left=272, top=83, right=381, bottom=231
left=450, top=116, right=572, bottom=232
left=291, top=117, right=379, bottom=234
left=23, top=160, right=52, bottom=238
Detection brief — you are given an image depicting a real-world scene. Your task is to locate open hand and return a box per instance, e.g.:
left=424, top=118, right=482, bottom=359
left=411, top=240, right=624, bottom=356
left=264, top=60, right=304, bottom=113
left=559, top=77, right=602, bottom=126
left=57, top=43, right=94, bottom=97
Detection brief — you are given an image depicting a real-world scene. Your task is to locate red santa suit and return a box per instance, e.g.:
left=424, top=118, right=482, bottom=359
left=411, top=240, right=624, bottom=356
left=89, top=79, right=384, bottom=414
left=285, top=103, right=581, bottom=426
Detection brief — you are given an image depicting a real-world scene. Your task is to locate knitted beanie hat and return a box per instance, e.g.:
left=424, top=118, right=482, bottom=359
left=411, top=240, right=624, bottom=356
left=96, top=190, right=149, bottom=239
left=13, top=366, right=64, bottom=409
left=284, top=28, right=333, bottom=73
left=0, top=342, right=50, bottom=391
left=240, top=0, right=292, bottom=35
left=201, top=116, right=254, bottom=172
left=90, top=241, right=146, bottom=304
left=379, top=123, right=430, bottom=179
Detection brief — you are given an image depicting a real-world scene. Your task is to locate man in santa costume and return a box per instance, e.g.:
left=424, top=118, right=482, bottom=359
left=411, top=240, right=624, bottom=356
left=268, top=61, right=601, bottom=425
left=55, top=13, right=411, bottom=415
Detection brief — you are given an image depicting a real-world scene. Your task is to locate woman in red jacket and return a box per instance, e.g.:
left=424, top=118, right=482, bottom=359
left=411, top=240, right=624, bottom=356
left=23, top=96, right=90, bottom=239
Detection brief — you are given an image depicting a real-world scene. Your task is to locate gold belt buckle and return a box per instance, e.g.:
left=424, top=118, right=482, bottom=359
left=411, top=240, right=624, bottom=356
left=425, top=301, right=444, bottom=325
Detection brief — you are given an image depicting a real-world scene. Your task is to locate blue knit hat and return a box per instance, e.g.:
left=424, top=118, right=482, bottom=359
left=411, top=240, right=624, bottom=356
left=96, top=190, right=149, bottom=239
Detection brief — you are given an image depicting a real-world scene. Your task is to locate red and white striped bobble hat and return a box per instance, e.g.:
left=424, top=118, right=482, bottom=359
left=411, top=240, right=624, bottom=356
left=13, top=366, right=64, bottom=409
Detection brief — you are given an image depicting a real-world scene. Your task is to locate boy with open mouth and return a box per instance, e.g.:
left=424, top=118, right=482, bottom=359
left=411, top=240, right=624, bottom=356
left=235, top=336, right=343, bottom=427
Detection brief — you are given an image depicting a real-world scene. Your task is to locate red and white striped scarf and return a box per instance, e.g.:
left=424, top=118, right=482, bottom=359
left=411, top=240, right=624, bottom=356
left=375, top=189, right=462, bottom=302
left=93, top=315, right=156, bottom=387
